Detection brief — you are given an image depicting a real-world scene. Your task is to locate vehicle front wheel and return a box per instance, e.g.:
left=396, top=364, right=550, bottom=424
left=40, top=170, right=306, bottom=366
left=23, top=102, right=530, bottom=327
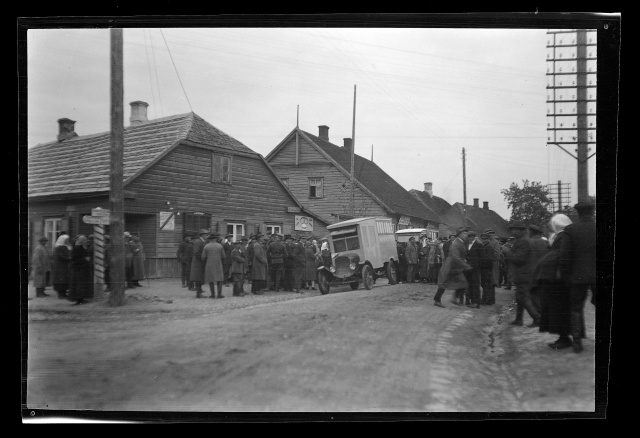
left=317, top=271, right=331, bottom=295
left=386, top=262, right=397, bottom=285
left=350, top=282, right=359, bottom=290
left=362, top=265, right=374, bottom=290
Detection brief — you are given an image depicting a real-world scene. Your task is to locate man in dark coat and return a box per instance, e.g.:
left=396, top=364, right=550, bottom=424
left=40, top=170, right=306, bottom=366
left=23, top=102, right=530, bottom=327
left=283, top=235, right=295, bottom=291
left=559, top=202, right=596, bottom=353
left=503, top=221, right=541, bottom=327
left=268, top=233, right=286, bottom=292
left=292, top=235, right=306, bottom=293
left=396, top=240, right=407, bottom=283
left=202, top=233, right=225, bottom=299
left=464, top=231, right=484, bottom=308
left=190, top=229, right=209, bottom=297
left=177, top=234, right=193, bottom=289
left=222, top=234, right=233, bottom=286
left=31, top=237, right=51, bottom=297
left=479, top=233, right=496, bottom=305
left=230, top=240, right=247, bottom=297
left=434, top=227, right=471, bottom=308
left=246, top=234, right=256, bottom=285
left=251, top=234, right=267, bottom=294
left=442, top=233, right=455, bottom=259
left=527, top=224, right=550, bottom=320
left=404, top=237, right=419, bottom=283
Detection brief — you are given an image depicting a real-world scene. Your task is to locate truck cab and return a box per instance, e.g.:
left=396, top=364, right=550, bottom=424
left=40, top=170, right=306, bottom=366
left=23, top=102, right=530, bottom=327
left=317, top=217, right=398, bottom=294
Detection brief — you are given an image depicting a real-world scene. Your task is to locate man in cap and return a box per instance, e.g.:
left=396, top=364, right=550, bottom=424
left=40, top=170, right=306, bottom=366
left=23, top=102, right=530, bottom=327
left=251, top=234, right=267, bottom=294
left=177, top=234, right=194, bottom=289
left=222, top=234, right=234, bottom=287
left=502, top=220, right=541, bottom=327
left=479, top=233, right=496, bottom=305
left=267, top=232, right=287, bottom=292
left=558, top=201, right=596, bottom=353
left=434, top=227, right=471, bottom=308
left=282, top=235, right=295, bottom=291
left=202, top=233, right=225, bottom=299
left=527, top=224, right=550, bottom=321
left=190, top=229, right=209, bottom=298
left=31, top=236, right=52, bottom=297
left=229, top=240, right=248, bottom=296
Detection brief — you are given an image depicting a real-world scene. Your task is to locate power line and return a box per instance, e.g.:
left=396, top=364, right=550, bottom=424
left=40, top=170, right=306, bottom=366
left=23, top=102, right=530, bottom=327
left=159, top=29, right=193, bottom=113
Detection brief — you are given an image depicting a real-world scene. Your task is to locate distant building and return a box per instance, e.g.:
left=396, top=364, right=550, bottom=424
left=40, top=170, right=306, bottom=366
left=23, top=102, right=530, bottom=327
left=266, top=125, right=444, bottom=240
left=28, top=101, right=328, bottom=278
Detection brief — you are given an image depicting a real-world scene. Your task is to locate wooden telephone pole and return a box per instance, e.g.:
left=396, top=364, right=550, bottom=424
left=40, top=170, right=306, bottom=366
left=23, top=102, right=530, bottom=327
left=108, top=28, right=125, bottom=307
left=462, top=147, right=467, bottom=227
left=349, top=85, right=357, bottom=217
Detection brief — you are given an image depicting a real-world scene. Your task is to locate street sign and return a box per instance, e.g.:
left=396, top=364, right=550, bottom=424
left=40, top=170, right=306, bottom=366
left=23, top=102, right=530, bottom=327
left=91, top=208, right=110, bottom=217
left=287, top=206, right=301, bottom=213
left=83, top=215, right=110, bottom=225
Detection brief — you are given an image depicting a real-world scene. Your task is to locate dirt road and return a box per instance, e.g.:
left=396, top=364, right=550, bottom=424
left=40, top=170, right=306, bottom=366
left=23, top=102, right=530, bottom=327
left=25, top=280, right=596, bottom=415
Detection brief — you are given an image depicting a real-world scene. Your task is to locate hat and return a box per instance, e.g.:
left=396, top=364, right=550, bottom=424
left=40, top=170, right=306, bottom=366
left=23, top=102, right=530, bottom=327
left=198, top=229, right=210, bottom=235
left=507, top=236, right=515, bottom=240
left=484, top=228, right=495, bottom=234
left=507, top=220, right=527, bottom=229
left=455, top=227, right=467, bottom=237
left=321, top=237, right=329, bottom=241
left=225, top=234, right=233, bottom=238
left=124, top=231, right=132, bottom=238
left=233, top=240, right=242, bottom=245
left=480, top=233, right=490, bottom=239
left=284, top=234, right=292, bottom=239
left=38, top=236, right=48, bottom=242
left=241, top=236, right=248, bottom=242
left=574, top=201, right=595, bottom=214
left=255, top=233, right=264, bottom=239
left=467, top=231, right=477, bottom=237
left=528, top=224, right=542, bottom=234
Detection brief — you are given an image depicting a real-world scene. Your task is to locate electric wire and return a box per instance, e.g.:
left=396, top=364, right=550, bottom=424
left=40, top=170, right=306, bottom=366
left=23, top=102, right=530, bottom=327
left=159, top=29, right=193, bottom=113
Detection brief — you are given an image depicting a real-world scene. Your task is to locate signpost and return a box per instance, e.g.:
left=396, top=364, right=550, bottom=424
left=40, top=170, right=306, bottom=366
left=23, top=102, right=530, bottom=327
left=86, top=208, right=110, bottom=294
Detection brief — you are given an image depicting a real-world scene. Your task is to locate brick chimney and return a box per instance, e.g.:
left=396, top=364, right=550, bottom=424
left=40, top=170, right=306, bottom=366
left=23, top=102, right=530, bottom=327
left=57, top=118, right=78, bottom=142
left=483, top=201, right=489, bottom=210
left=130, top=101, right=149, bottom=125
left=473, top=198, right=479, bottom=208
left=424, top=182, right=433, bottom=198
left=343, top=138, right=352, bottom=153
left=318, top=125, right=329, bottom=141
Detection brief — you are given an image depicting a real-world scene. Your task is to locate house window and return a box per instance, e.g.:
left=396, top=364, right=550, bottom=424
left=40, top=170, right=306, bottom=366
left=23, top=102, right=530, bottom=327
left=212, top=154, right=232, bottom=184
left=281, top=177, right=289, bottom=187
left=227, top=223, right=245, bottom=242
left=266, top=225, right=282, bottom=236
left=184, top=213, right=212, bottom=237
left=309, top=177, right=323, bottom=198
left=44, top=218, right=62, bottom=246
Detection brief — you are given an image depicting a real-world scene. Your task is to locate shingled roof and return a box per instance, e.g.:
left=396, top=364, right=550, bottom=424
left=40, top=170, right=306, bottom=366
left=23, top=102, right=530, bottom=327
left=410, top=189, right=454, bottom=219
left=454, top=203, right=510, bottom=238
left=301, top=130, right=443, bottom=224
left=28, top=112, right=257, bottom=198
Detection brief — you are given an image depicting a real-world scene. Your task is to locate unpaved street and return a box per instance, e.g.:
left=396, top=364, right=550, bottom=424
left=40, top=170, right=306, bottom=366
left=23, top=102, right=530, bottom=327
left=25, top=280, right=595, bottom=414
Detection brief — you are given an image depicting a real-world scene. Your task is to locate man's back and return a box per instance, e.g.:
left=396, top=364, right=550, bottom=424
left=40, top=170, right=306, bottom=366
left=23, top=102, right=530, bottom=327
left=561, top=218, right=596, bottom=284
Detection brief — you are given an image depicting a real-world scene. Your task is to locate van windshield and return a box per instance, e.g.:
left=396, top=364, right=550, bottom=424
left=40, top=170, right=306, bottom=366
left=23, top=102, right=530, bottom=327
left=331, top=228, right=360, bottom=253
left=396, top=234, right=421, bottom=243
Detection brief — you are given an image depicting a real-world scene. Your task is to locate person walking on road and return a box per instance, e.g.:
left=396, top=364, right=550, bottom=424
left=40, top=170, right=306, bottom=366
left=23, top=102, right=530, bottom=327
left=190, top=229, right=209, bottom=298
left=532, top=213, right=574, bottom=350
left=31, top=236, right=52, bottom=298
left=558, top=202, right=597, bottom=353
left=433, top=227, right=472, bottom=308
left=464, top=231, right=484, bottom=308
left=503, top=220, right=541, bottom=327
left=404, top=236, right=419, bottom=283
left=230, top=240, right=247, bottom=297
left=52, top=234, right=73, bottom=299
left=202, top=233, right=225, bottom=299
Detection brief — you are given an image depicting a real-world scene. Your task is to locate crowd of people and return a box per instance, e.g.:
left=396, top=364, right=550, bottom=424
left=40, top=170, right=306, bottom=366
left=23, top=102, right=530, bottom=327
left=177, top=231, right=324, bottom=299
left=430, top=201, right=596, bottom=354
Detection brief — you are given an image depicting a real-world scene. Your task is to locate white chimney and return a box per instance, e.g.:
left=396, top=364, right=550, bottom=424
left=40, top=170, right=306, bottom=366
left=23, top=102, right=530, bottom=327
left=130, top=101, right=149, bottom=125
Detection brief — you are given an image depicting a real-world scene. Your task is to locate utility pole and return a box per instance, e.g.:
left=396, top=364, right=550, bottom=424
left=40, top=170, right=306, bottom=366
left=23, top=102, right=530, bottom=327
left=350, top=85, right=356, bottom=217
left=108, top=28, right=125, bottom=307
left=546, top=29, right=596, bottom=204
left=462, top=147, right=467, bottom=226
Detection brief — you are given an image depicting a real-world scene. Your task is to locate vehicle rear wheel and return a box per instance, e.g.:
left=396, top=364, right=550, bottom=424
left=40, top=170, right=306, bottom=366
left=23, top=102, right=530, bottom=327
left=362, top=265, right=374, bottom=290
left=350, top=282, right=359, bottom=290
left=317, top=271, right=331, bottom=295
left=386, top=262, right=397, bottom=285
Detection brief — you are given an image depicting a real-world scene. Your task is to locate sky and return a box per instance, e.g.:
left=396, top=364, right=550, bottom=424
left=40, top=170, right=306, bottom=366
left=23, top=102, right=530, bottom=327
left=26, top=24, right=602, bottom=220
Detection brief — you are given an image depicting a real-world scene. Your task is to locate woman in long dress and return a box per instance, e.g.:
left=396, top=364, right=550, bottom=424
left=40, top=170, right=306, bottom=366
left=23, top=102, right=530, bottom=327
left=52, top=234, right=73, bottom=299
left=533, top=214, right=574, bottom=349
left=69, top=235, right=93, bottom=305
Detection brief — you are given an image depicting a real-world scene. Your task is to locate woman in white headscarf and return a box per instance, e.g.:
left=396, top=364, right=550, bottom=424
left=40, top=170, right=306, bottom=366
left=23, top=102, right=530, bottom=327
left=532, top=213, right=574, bottom=350
left=52, top=234, right=73, bottom=299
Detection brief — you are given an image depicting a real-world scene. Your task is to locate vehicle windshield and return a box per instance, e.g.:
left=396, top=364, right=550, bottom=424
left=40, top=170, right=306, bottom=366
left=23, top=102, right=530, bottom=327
left=330, top=228, right=360, bottom=253
left=396, top=233, right=422, bottom=243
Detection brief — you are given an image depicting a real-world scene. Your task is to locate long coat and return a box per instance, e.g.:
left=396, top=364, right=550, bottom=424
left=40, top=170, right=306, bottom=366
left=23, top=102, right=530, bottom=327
left=69, top=245, right=93, bottom=300
left=559, top=218, right=596, bottom=285
left=503, top=235, right=532, bottom=284
left=190, top=237, right=207, bottom=283
left=202, top=241, right=225, bottom=283
left=231, top=246, right=247, bottom=274
left=52, top=245, right=72, bottom=287
left=437, top=238, right=471, bottom=290
left=251, top=243, right=268, bottom=280
left=131, top=241, right=146, bottom=281
left=303, top=245, right=317, bottom=281
left=418, top=242, right=430, bottom=278
left=404, top=242, right=419, bottom=265
left=488, top=237, right=502, bottom=285
left=31, top=244, right=51, bottom=288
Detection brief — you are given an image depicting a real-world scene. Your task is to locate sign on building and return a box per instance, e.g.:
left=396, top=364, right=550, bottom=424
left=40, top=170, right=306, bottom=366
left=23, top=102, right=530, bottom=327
left=159, top=211, right=175, bottom=231
left=294, top=215, right=314, bottom=232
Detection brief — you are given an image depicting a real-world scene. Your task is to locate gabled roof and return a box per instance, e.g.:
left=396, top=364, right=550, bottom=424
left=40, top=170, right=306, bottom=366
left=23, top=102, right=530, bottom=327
left=453, top=203, right=510, bottom=238
left=28, top=112, right=257, bottom=198
left=409, top=190, right=454, bottom=219
left=298, top=130, right=443, bottom=224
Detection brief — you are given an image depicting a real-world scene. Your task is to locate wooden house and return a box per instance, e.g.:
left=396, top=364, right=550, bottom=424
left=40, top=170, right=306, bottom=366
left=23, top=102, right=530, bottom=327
left=27, top=101, right=329, bottom=278
left=265, top=125, right=444, bottom=240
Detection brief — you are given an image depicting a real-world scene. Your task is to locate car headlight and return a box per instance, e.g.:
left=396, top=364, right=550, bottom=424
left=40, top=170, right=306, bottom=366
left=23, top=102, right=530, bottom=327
left=349, top=263, right=357, bottom=270
left=329, top=266, right=336, bottom=273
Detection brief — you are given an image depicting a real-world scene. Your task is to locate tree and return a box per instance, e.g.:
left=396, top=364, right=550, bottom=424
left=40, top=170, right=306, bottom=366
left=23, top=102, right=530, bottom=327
left=501, top=180, right=552, bottom=227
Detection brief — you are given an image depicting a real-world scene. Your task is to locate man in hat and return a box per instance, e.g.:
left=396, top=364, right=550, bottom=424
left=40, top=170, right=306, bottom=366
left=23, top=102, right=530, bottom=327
left=404, top=236, right=419, bottom=283
left=124, top=231, right=136, bottom=289
left=484, top=228, right=502, bottom=290
left=527, top=224, right=550, bottom=320
left=229, top=240, right=248, bottom=296
left=292, top=235, right=306, bottom=293
left=434, top=227, right=471, bottom=308
left=503, top=221, right=541, bottom=327
left=246, top=234, right=256, bottom=285
left=31, top=236, right=52, bottom=297
left=464, top=231, right=484, bottom=308
left=267, top=232, right=287, bottom=292
left=190, top=229, right=209, bottom=298
left=558, top=201, right=596, bottom=353
left=177, top=234, right=194, bottom=289
left=251, top=234, right=267, bottom=294
left=283, top=235, right=295, bottom=291
left=442, top=233, right=456, bottom=259
left=479, top=233, right=496, bottom=305
left=202, top=233, right=225, bottom=299
left=222, top=234, right=234, bottom=287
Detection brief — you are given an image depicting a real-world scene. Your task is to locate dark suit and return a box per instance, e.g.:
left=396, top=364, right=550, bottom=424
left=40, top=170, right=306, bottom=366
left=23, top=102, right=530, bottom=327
left=464, top=239, right=484, bottom=305
left=479, top=241, right=495, bottom=304
left=559, top=216, right=596, bottom=340
left=504, top=234, right=541, bottom=322
left=189, top=237, right=207, bottom=292
left=527, top=235, right=550, bottom=312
